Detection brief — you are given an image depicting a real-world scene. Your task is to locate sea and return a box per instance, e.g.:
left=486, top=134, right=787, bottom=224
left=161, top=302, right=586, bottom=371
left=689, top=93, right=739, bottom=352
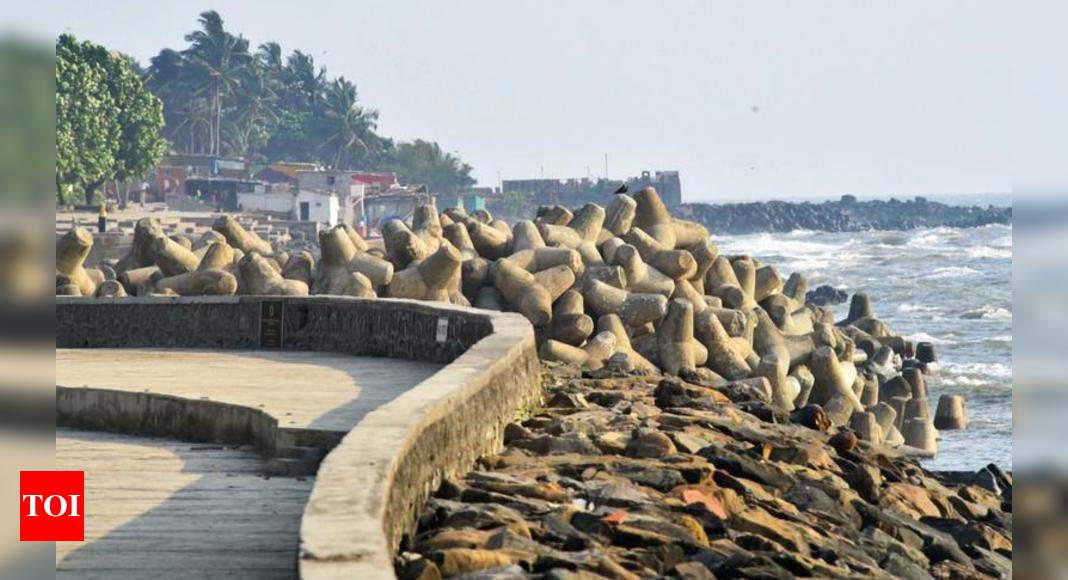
left=714, top=223, right=1012, bottom=471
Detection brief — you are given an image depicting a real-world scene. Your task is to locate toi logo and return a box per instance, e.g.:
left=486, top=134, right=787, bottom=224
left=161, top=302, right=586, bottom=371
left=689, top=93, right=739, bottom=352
left=20, top=471, right=84, bottom=541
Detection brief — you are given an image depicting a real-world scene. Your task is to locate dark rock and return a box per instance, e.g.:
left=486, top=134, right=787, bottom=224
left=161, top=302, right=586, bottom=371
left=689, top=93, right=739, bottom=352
left=806, top=285, right=848, bottom=306
left=829, top=429, right=858, bottom=454
left=672, top=561, right=715, bottom=579
left=625, top=429, right=677, bottom=458
left=789, top=404, right=831, bottom=432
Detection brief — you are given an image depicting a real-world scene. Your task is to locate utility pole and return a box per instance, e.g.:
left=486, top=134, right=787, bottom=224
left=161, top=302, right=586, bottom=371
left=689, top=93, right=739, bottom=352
left=604, top=153, right=608, bottom=179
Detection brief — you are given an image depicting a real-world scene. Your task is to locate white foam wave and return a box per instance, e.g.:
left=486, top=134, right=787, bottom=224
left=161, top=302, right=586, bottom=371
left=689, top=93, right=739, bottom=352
left=897, top=303, right=939, bottom=313
left=906, top=331, right=958, bottom=345
left=940, top=361, right=1013, bottom=380
left=960, top=305, right=1012, bottom=320
left=965, top=246, right=1011, bottom=260
left=926, top=266, right=981, bottom=280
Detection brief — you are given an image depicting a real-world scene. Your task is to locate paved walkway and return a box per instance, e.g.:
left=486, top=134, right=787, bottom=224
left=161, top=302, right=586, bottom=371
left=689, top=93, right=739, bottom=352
left=56, top=428, right=313, bottom=579
left=56, top=348, right=443, bottom=433
left=55, top=348, right=445, bottom=578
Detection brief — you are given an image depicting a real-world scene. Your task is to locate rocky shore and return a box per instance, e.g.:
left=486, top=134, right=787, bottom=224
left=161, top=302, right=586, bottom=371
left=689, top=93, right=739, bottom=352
left=678, top=196, right=1011, bottom=234
left=396, top=363, right=1011, bottom=579
left=56, top=187, right=1011, bottom=577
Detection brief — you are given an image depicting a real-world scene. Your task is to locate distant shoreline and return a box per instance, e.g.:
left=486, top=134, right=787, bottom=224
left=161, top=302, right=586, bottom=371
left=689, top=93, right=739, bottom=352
left=677, top=194, right=1012, bottom=235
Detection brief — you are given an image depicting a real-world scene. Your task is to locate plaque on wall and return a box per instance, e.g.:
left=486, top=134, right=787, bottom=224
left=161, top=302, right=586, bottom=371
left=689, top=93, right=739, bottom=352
left=260, top=300, right=284, bottom=349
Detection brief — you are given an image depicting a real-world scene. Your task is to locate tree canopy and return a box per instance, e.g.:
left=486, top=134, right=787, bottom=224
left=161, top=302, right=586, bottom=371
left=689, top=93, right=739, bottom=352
left=56, top=34, right=165, bottom=203
left=142, top=11, right=476, bottom=194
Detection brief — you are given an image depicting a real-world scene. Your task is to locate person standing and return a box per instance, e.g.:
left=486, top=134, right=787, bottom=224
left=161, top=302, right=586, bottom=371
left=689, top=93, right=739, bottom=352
left=97, top=201, right=107, bottom=233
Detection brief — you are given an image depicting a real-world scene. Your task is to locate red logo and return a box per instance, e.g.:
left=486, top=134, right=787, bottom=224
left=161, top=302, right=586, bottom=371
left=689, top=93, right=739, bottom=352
left=20, top=471, right=84, bottom=541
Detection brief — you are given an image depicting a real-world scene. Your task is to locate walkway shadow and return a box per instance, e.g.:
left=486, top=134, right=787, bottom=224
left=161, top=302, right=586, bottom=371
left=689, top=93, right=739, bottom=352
left=239, top=350, right=443, bottom=433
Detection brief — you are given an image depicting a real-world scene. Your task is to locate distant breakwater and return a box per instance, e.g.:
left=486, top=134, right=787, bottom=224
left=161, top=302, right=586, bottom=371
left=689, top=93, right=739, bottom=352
left=678, top=196, right=1012, bottom=234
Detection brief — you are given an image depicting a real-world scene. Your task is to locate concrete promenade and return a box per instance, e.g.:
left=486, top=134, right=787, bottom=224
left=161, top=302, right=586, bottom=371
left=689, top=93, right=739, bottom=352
left=56, top=348, right=442, bottom=434
left=56, top=428, right=313, bottom=579
left=55, top=348, right=443, bottom=578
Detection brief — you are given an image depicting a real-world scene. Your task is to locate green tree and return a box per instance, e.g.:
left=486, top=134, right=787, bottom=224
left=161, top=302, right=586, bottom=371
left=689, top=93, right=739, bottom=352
left=182, top=10, right=251, bottom=156
left=56, top=34, right=164, bottom=204
left=318, top=77, right=381, bottom=169
left=388, top=139, right=476, bottom=195
left=137, top=11, right=478, bottom=185
left=56, top=34, right=114, bottom=203
left=106, top=52, right=166, bottom=204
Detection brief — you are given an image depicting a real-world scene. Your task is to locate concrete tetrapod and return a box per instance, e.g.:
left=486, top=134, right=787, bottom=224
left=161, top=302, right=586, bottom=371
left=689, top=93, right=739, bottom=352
left=389, top=242, right=463, bottom=303
left=511, top=220, right=546, bottom=252
left=934, top=394, right=968, bottom=430
left=151, top=235, right=200, bottom=277
left=281, top=252, right=315, bottom=287
left=540, top=331, right=617, bottom=371
left=611, top=244, right=675, bottom=296
left=808, top=346, right=863, bottom=415
left=581, top=278, right=668, bottom=328
left=155, top=269, right=238, bottom=296
left=56, top=227, right=97, bottom=297
left=196, top=240, right=235, bottom=272
left=383, top=219, right=431, bottom=269
left=655, top=299, right=709, bottom=376
left=693, top=308, right=752, bottom=381
left=548, top=290, right=594, bottom=346
left=115, top=217, right=164, bottom=274
left=630, top=186, right=709, bottom=249
left=213, top=215, right=273, bottom=256
left=489, top=258, right=553, bottom=326
left=238, top=252, right=308, bottom=296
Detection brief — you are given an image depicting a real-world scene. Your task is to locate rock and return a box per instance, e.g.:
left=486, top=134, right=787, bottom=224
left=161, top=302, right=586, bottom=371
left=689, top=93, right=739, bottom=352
left=503, top=422, right=534, bottom=444
left=672, top=561, right=715, bottom=579
left=829, top=429, right=858, bottom=454
left=429, top=549, right=517, bottom=576
left=790, top=404, right=831, bottom=432
left=730, top=507, right=810, bottom=555
left=396, top=556, right=442, bottom=580
left=625, top=429, right=677, bottom=458
left=972, top=467, right=1002, bottom=496
left=546, top=392, right=590, bottom=409
left=805, top=284, right=848, bottom=306
left=845, top=462, right=884, bottom=502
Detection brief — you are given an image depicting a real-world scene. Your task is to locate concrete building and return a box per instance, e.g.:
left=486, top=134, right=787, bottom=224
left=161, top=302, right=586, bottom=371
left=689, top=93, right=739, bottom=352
left=155, top=154, right=249, bottom=198
left=295, top=190, right=340, bottom=226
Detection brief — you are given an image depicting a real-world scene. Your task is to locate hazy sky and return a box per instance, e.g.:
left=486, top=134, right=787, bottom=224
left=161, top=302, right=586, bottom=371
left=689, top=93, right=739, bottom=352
left=21, top=1, right=1031, bottom=201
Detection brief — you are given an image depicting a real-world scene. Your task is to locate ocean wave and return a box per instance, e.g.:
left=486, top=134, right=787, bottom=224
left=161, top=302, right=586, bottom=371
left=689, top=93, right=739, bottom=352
left=897, top=303, right=939, bottom=313
left=906, top=331, right=958, bottom=345
left=926, top=266, right=982, bottom=280
left=940, top=361, right=1013, bottom=380
left=960, top=305, right=1012, bottom=320
left=965, top=246, right=1012, bottom=260
left=907, top=227, right=962, bottom=248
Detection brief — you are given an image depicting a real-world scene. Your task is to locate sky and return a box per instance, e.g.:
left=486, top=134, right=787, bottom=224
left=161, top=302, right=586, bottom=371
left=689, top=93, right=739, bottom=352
left=17, top=0, right=1053, bottom=202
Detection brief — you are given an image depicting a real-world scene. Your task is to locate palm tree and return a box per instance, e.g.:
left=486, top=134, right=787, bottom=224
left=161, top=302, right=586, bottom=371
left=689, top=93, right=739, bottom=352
left=182, top=10, right=251, bottom=156
left=233, top=63, right=279, bottom=155
left=257, top=41, right=283, bottom=75
left=319, top=77, right=379, bottom=169
left=284, top=50, right=326, bottom=111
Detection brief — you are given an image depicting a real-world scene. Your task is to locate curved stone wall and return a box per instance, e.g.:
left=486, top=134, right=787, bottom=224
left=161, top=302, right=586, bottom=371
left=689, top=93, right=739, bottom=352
left=56, top=296, right=540, bottom=579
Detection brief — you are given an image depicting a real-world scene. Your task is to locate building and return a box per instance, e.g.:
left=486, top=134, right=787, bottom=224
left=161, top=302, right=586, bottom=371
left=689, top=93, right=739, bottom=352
left=154, top=154, right=249, bottom=198
left=295, top=190, right=340, bottom=226
left=351, top=172, right=399, bottom=194
left=502, top=170, right=682, bottom=207
left=268, top=161, right=321, bottom=180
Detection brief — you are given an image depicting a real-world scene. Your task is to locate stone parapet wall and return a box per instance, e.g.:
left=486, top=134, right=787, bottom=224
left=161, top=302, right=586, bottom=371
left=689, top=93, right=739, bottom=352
left=55, top=296, right=540, bottom=579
